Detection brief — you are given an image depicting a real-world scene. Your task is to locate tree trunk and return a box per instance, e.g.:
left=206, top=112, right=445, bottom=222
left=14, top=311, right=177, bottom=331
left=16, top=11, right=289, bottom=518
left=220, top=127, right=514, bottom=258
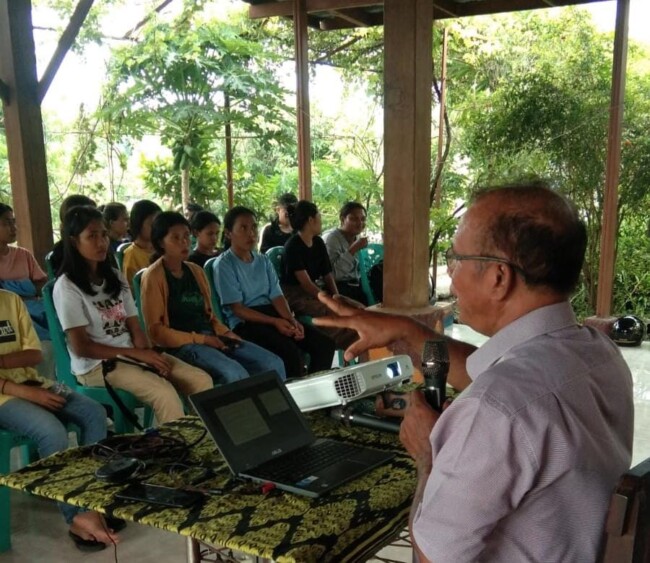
left=181, top=167, right=190, bottom=213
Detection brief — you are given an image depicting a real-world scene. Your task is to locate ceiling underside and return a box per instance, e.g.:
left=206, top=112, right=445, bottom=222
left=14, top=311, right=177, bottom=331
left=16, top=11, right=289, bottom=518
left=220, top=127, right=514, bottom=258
left=244, top=0, right=609, bottom=30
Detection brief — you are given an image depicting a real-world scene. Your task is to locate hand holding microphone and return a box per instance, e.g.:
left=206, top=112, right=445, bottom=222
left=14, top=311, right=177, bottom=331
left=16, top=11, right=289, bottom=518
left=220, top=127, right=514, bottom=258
left=422, top=338, right=450, bottom=412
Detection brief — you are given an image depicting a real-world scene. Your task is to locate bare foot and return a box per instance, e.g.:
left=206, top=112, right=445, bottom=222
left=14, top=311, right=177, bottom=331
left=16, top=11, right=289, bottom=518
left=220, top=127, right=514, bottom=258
left=70, top=511, right=120, bottom=545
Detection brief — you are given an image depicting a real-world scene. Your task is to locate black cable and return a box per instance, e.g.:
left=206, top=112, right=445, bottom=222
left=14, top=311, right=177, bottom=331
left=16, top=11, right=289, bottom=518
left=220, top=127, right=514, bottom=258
left=91, top=429, right=191, bottom=465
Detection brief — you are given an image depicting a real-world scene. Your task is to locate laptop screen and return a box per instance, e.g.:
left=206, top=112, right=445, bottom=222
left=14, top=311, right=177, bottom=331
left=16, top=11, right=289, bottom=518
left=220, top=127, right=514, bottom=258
left=190, top=371, right=315, bottom=473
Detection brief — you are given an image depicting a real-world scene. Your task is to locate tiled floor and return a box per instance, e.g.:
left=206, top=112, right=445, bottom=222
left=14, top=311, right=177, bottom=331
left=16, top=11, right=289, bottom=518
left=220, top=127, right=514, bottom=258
left=2, top=324, right=649, bottom=562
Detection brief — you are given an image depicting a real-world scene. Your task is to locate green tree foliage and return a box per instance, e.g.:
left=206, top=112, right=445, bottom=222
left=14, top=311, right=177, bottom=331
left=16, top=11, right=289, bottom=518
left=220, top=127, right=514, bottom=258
left=451, top=10, right=650, bottom=316
left=99, top=12, right=294, bottom=209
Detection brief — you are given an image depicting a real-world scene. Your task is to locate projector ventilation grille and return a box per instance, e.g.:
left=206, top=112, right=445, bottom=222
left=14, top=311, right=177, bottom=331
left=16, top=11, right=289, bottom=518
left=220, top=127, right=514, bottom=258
left=334, top=372, right=363, bottom=399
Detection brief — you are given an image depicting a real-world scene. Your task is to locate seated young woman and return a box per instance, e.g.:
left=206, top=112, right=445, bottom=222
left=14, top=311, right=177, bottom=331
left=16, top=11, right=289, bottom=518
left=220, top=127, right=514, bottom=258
left=0, top=289, right=122, bottom=552
left=188, top=211, right=222, bottom=268
left=140, top=212, right=286, bottom=384
left=213, top=206, right=335, bottom=378
left=53, top=206, right=212, bottom=424
left=0, top=203, right=50, bottom=339
left=102, top=202, right=130, bottom=253
left=281, top=200, right=361, bottom=350
left=259, top=192, right=297, bottom=254
left=122, top=199, right=161, bottom=290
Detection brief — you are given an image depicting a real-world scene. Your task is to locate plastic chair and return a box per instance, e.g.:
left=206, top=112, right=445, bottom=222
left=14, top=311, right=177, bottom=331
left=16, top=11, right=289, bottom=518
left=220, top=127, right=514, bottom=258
left=132, top=268, right=147, bottom=330
left=599, top=456, right=650, bottom=562
left=358, top=243, right=384, bottom=305
left=44, top=250, right=56, bottom=280
left=42, top=280, right=153, bottom=434
left=265, top=246, right=285, bottom=278
left=203, top=257, right=226, bottom=323
left=0, top=430, right=36, bottom=552
left=115, top=242, right=132, bottom=272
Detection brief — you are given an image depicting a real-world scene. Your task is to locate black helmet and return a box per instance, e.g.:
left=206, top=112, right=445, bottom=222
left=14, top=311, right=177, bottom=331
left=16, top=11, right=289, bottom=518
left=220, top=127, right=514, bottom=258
left=610, top=315, right=646, bottom=347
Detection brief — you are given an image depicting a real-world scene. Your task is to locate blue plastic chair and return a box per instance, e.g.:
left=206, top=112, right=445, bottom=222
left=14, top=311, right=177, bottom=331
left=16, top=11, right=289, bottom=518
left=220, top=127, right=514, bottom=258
left=42, top=280, right=153, bottom=434
left=358, top=243, right=384, bottom=305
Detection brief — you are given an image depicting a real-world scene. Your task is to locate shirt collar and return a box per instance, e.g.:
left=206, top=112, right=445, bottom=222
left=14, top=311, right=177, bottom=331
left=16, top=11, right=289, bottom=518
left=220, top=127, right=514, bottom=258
left=466, top=301, right=578, bottom=381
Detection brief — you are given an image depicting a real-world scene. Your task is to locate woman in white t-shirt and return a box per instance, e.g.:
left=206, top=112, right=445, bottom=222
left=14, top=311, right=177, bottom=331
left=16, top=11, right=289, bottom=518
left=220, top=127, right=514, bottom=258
left=53, top=206, right=211, bottom=424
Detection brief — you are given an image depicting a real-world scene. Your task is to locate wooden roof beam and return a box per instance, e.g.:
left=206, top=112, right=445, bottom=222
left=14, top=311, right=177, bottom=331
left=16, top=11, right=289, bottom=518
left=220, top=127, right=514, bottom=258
left=451, top=0, right=604, bottom=19
left=38, top=0, right=94, bottom=102
left=328, top=8, right=375, bottom=26
left=320, top=10, right=382, bottom=29
left=249, top=0, right=382, bottom=19
left=432, top=0, right=459, bottom=18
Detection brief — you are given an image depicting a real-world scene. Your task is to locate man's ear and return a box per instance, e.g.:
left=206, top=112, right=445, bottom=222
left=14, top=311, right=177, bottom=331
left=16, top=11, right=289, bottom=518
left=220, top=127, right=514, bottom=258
left=490, top=263, right=516, bottom=301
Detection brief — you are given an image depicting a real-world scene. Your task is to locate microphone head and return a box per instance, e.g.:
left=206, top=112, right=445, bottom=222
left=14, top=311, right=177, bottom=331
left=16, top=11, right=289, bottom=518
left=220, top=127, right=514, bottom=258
left=422, top=338, right=449, bottom=412
left=422, top=338, right=449, bottom=377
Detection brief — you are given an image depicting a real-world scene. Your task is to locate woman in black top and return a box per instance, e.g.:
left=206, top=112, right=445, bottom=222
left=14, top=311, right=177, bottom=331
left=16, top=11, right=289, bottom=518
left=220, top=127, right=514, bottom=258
left=259, top=193, right=297, bottom=254
left=281, top=200, right=360, bottom=349
left=187, top=211, right=221, bottom=268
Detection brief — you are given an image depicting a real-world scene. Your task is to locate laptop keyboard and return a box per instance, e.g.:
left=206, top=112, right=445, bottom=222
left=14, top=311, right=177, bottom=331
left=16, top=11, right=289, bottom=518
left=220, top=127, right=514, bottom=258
left=254, top=440, right=361, bottom=482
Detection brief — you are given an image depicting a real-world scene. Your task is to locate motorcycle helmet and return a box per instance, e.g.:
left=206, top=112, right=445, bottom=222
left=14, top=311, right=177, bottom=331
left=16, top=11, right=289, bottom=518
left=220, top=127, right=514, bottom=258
left=610, top=315, right=646, bottom=347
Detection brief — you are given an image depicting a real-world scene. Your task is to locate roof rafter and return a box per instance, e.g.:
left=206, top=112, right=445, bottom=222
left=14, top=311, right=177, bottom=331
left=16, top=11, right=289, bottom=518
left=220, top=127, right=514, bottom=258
left=249, top=0, right=383, bottom=19
left=38, top=0, right=94, bottom=102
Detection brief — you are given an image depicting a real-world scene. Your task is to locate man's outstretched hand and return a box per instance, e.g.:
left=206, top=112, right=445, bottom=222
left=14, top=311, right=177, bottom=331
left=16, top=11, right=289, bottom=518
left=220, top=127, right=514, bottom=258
left=313, top=292, right=430, bottom=361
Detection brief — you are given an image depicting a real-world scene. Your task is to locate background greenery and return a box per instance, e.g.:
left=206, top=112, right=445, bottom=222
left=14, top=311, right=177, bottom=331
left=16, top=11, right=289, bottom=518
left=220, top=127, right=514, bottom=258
left=1, top=2, right=649, bottom=320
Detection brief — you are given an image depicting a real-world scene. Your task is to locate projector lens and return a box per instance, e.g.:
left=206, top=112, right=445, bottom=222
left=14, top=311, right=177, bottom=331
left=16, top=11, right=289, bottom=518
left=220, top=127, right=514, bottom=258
left=386, top=361, right=401, bottom=378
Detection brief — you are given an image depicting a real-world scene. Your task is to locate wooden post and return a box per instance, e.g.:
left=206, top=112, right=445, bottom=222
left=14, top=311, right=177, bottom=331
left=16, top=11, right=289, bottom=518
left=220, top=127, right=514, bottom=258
left=596, top=0, right=629, bottom=317
left=0, top=0, right=53, bottom=263
left=383, top=0, right=433, bottom=309
left=294, top=0, right=312, bottom=201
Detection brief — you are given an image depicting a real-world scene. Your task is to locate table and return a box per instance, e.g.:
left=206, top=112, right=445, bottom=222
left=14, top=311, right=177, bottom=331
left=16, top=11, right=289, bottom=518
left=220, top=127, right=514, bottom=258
left=0, top=414, right=415, bottom=563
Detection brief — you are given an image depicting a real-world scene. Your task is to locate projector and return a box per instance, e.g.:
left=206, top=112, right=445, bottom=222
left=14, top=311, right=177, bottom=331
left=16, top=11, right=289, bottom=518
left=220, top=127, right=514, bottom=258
left=286, top=355, right=414, bottom=412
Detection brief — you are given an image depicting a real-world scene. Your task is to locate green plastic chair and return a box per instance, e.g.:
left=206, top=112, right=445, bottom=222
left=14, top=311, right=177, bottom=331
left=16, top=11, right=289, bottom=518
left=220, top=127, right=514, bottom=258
left=115, top=241, right=132, bottom=272
left=203, top=257, right=225, bottom=323
left=44, top=250, right=56, bottom=280
left=131, top=268, right=147, bottom=331
left=265, top=246, right=285, bottom=278
left=0, top=430, right=36, bottom=552
left=358, top=243, right=384, bottom=305
left=42, top=280, right=153, bottom=434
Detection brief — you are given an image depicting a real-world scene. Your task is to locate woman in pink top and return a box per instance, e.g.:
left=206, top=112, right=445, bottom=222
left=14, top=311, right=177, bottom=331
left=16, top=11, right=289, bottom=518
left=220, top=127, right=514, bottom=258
left=0, top=204, right=49, bottom=339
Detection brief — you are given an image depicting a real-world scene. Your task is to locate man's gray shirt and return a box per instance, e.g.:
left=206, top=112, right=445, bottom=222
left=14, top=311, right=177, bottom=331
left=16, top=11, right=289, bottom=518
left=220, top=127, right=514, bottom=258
left=322, top=228, right=359, bottom=283
left=413, top=302, right=634, bottom=562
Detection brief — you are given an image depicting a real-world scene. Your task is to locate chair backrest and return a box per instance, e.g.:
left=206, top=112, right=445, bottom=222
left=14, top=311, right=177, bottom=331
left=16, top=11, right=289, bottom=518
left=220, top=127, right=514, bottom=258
left=358, top=243, right=383, bottom=305
left=265, top=246, right=285, bottom=278
left=131, top=268, right=147, bottom=330
left=41, top=280, right=77, bottom=389
left=44, top=251, right=56, bottom=280
left=203, top=257, right=225, bottom=323
left=599, top=457, right=650, bottom=563
left=115, top=242, right=132, bottom=271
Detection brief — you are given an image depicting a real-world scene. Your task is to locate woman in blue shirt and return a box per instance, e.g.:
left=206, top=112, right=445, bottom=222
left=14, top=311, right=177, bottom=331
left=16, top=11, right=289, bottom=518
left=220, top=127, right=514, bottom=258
left=214, top=206, right=335, bottom=378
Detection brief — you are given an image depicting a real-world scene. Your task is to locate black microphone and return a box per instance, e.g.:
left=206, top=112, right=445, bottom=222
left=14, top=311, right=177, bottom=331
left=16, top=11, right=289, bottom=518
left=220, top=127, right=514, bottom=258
left=422, top=338, right=450, bottom=412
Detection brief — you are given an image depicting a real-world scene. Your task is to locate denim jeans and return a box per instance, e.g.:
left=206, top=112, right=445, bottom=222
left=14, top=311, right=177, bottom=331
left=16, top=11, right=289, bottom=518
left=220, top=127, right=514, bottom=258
left=0, top=391, right=107, bottom=524
left=171, top=340, right=286, bottom=385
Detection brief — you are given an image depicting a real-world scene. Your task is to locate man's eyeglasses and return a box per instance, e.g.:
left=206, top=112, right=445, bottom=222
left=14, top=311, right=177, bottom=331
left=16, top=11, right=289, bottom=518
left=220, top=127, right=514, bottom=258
left=445, top=248, right=527, bottom=280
